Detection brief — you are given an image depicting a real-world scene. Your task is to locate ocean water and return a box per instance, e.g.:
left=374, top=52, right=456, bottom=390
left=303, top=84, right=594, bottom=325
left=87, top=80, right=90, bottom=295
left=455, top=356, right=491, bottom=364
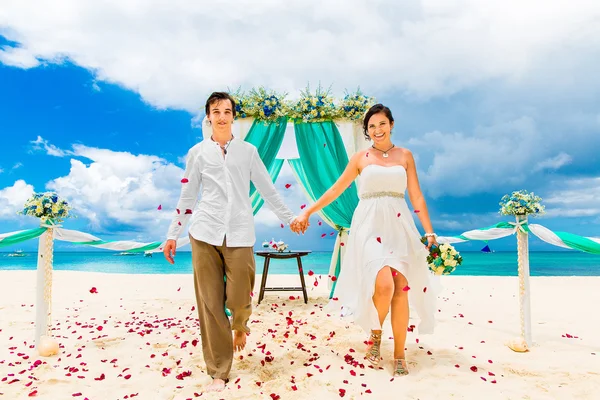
left=0, top=251, right=599, bottom=276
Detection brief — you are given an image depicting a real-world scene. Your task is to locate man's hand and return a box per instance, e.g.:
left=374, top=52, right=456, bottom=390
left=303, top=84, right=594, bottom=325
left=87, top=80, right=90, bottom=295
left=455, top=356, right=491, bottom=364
left=291, top=213, right=310, bottom=234
left=163, top=239, right=177, bottom=264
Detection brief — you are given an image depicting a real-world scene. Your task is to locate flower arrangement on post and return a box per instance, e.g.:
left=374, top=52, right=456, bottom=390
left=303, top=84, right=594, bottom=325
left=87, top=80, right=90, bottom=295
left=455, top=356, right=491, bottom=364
left=288, top=84, right=337, bottom=123
left=499, top=190, right=545, bottom=217
left=420, top=237, right=462, bottom=275
left=246, top=87, right=288, bottom=123
left=18, top=192, right=73, bottom=225
left=336, top=88, right=375, bottom=121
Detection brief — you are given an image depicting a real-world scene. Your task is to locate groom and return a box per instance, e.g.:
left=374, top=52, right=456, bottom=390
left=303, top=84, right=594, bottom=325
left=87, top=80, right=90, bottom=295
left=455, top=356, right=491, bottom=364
left=163, top=91, right=306, bottom=392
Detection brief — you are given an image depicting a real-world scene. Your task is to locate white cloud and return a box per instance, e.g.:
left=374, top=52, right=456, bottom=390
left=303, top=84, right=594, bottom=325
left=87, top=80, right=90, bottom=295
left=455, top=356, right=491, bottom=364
left=30, top=135, right=71, bottom=157
left=533, top=152, right=572, bottom=172
left=1, top=0, right=599, bottom=111
left=44, top=143, right=182, bottom=232
left=0, top=167, right=4, bottom=174
left=0, top=180, right=35, bottom=218
left=543, top=176, right=600, bottom=218
left=12, top=162, right=23, bottom=170
left=407, top=116, right=547, bottom=197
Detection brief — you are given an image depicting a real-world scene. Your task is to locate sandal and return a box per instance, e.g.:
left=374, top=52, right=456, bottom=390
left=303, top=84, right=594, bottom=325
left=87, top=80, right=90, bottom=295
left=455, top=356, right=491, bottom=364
left=365, top=331, right=382, bottom=365
left=393, top=358, right=409, bottom=376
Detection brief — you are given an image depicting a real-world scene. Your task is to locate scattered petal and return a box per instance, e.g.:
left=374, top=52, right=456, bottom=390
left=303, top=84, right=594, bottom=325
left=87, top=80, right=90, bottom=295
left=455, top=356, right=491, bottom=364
left=285, top=184, right=292, bottom=189
left=157, top=205, right=162, bottom=210
left=402, top=286, right=410, bottom=292
left=89, top=287, right=98, bottom=294
left=376, top=237, right=381, bottom=243
left=181, top=178, right=189, bottom=183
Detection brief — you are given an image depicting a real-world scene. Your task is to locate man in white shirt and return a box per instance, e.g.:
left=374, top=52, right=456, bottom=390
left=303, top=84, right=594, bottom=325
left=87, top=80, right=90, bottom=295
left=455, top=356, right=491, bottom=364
left=163, top=92, right=305, bottom=393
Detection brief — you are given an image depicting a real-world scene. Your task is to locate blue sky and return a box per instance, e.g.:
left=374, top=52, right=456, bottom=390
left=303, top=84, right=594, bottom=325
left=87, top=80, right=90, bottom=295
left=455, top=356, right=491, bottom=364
left=1, top=1, right=600, bottom=253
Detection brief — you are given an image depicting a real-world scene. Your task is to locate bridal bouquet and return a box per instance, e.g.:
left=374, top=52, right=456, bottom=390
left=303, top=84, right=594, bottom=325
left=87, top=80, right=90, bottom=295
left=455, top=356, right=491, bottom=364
left=19, top=192, right=73, bottom=224
left=421, top=237, right=462, bottom=275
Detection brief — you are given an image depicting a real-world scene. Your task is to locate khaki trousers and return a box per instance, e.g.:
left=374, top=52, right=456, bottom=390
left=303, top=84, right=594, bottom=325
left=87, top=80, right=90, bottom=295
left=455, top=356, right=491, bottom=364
left=190, top=236, right=255, bottom=380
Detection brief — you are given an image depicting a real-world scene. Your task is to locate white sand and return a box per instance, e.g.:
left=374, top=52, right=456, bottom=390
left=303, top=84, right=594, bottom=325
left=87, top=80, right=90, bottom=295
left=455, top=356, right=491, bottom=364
left=0, top=271, right=599, bottom=400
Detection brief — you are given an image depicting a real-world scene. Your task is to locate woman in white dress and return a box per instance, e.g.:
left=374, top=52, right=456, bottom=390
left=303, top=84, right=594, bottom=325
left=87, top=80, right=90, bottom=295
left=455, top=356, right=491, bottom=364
left=295, top=104, right=439, bottom=376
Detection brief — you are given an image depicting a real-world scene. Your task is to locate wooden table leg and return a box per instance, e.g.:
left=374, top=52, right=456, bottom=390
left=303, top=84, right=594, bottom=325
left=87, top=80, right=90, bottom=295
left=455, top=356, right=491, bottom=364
left=258, top=257, right=270, bottom=304
left=296, top=256, right=308, bottom=304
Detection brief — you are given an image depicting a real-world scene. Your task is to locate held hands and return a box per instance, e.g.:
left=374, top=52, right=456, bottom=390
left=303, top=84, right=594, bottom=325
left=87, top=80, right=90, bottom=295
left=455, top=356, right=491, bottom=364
left=290, top=212, right=310, bottom=234
left=163, top=239, right=177, bottom=264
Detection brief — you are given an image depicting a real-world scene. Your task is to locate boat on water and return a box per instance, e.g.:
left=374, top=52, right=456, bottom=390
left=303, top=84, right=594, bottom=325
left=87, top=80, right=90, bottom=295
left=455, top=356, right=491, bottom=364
left=144, top=251, right=153, bottom=257
left=481, top=243, right=495, bottom=253
left=7, top=250, right=26, bottom=257
left=115, top=251, right=138, bottom=256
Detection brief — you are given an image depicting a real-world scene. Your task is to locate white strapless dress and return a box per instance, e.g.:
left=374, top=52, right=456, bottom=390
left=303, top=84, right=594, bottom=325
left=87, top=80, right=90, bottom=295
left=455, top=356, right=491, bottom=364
left=330, top=164, right=439, bottom=334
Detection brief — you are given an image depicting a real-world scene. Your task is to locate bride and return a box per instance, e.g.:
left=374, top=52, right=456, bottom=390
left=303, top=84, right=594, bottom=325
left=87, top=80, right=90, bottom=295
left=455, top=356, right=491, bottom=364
left=295, top=104, right=439, bottom=376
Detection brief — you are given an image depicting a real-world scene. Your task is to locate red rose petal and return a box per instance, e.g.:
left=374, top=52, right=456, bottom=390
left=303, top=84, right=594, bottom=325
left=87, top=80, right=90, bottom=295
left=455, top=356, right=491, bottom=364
left=185, top=209, right=192, bottom=214
left=181, top=178, right=189, bottom=183
left=285, top=184, right=292, bottom=189
left=414, top=210, right=420, bottom=213
left=300, top=204, right=306, bottom=209
left=331, top=276, right=337, bottom=282
left=340, top=242, right=345, bottom=246
left=423, top=287, right=427, bottom=293
left=402, top=286, right=410, bottom=292
left=318, top=221, right=322, bottom=226
left=157, top=205, right=162, bottom=210
left=321, top=234, right=326, bottom=238
left=376, top=237, right=381, bottom=243
left=470, top=366, right=478, bottom=372
left=89, top=287, right=98, bottom=294
left=176, top=208, right=180, bottom=214
left=397, top=212, right=401, bottom=217
left=308, top=270, right=314, bottom=276
left=280, top=224, right=284, bottom=228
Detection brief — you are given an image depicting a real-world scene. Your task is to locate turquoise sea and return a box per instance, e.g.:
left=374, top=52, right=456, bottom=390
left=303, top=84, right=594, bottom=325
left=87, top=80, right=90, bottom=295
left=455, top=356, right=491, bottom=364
left=0, top=251, right=598, bottom=276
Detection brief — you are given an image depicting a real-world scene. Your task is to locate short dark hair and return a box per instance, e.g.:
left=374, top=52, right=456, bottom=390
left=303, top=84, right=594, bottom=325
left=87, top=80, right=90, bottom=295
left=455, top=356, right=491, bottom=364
left=362, top=103, right=394, bottom=140
left=205, top=92, right=237, bottom=118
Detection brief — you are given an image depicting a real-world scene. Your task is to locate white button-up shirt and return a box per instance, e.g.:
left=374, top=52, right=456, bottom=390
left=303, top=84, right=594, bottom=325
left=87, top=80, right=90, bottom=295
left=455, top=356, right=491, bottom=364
left=166, top=137, right=295, bottom=247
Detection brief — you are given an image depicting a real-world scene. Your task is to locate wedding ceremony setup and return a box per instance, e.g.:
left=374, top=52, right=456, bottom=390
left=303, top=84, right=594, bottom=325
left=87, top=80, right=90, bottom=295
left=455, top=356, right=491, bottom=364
left=2, top=86, right=599, bottom=399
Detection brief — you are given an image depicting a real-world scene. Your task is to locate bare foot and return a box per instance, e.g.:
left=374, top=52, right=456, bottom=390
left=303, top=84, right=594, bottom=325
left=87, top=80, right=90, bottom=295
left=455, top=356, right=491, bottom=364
left=233, top=330, right=246, bottom=353
left=204, top=378, right=226, bottom=392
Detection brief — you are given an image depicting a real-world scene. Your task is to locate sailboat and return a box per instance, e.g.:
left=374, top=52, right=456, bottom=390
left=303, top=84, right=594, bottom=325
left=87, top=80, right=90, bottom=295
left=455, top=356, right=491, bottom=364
left=480, top=242, right=494, bottom=253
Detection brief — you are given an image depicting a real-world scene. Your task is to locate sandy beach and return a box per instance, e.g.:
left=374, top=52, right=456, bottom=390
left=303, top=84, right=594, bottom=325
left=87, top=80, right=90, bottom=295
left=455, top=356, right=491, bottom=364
left=1, top=271, right=599, bottom=400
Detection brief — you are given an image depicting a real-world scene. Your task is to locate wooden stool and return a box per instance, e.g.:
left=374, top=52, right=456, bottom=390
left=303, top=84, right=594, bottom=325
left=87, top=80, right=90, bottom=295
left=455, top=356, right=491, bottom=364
left=255, top=250, right=311, bottom=304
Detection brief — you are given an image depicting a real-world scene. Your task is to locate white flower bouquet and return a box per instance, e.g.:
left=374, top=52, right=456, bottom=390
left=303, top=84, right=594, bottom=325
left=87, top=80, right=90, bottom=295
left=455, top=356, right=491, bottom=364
left=499, top=190, right=545, bottom=217
left=421, top=237, right=462, bottom=275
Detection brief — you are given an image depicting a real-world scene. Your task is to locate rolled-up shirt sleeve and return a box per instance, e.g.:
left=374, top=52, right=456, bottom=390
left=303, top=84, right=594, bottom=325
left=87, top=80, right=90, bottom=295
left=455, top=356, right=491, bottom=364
left=250, top=147, right=295, bottom=225
left=166, top=147, right=202, bottom=240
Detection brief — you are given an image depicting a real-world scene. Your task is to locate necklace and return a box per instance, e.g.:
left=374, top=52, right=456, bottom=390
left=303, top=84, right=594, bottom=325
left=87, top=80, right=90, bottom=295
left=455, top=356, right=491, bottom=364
left=211, top=135, right=234, bottom=155
left=371, top=144, right=395, bottom=158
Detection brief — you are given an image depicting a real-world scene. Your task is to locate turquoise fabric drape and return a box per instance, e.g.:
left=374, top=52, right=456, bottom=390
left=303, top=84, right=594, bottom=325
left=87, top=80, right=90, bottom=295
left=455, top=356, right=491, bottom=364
left=0, top=228, right=46, bottom=248
left=291, top=121, right=360, bottom=297
left=244, top=117, right=288, bottom=215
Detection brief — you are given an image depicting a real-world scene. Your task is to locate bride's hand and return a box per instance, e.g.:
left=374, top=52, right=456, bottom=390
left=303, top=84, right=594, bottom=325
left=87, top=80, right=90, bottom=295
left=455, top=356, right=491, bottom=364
left=426, top=235, right=438, bottom=250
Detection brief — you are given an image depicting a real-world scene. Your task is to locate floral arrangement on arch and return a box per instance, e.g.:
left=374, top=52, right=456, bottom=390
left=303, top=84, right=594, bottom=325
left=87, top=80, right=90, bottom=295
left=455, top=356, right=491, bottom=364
left=420, top=237, right=462, bottom=275
left=499, top=190, right=545, bottom=217
left=336, top=88, right=375, bottom=121
left=244, top=87, right=288, bottom=123
left=18, top=192, right=73, bottom=224
left=228, top=87, right=250, bottom=119
left=288, top=84, right=338, bottom=123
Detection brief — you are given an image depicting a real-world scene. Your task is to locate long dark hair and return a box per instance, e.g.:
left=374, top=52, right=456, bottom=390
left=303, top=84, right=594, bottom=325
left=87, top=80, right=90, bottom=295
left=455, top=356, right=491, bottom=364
left=362, top=104, right=394, bottom=140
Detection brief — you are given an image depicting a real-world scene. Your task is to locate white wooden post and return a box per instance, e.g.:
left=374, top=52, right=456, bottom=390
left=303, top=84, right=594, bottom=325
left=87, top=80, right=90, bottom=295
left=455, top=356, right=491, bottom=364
left=35, top=226, right=54, bottom=346
left=516, top=214, right=533, bottom=348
